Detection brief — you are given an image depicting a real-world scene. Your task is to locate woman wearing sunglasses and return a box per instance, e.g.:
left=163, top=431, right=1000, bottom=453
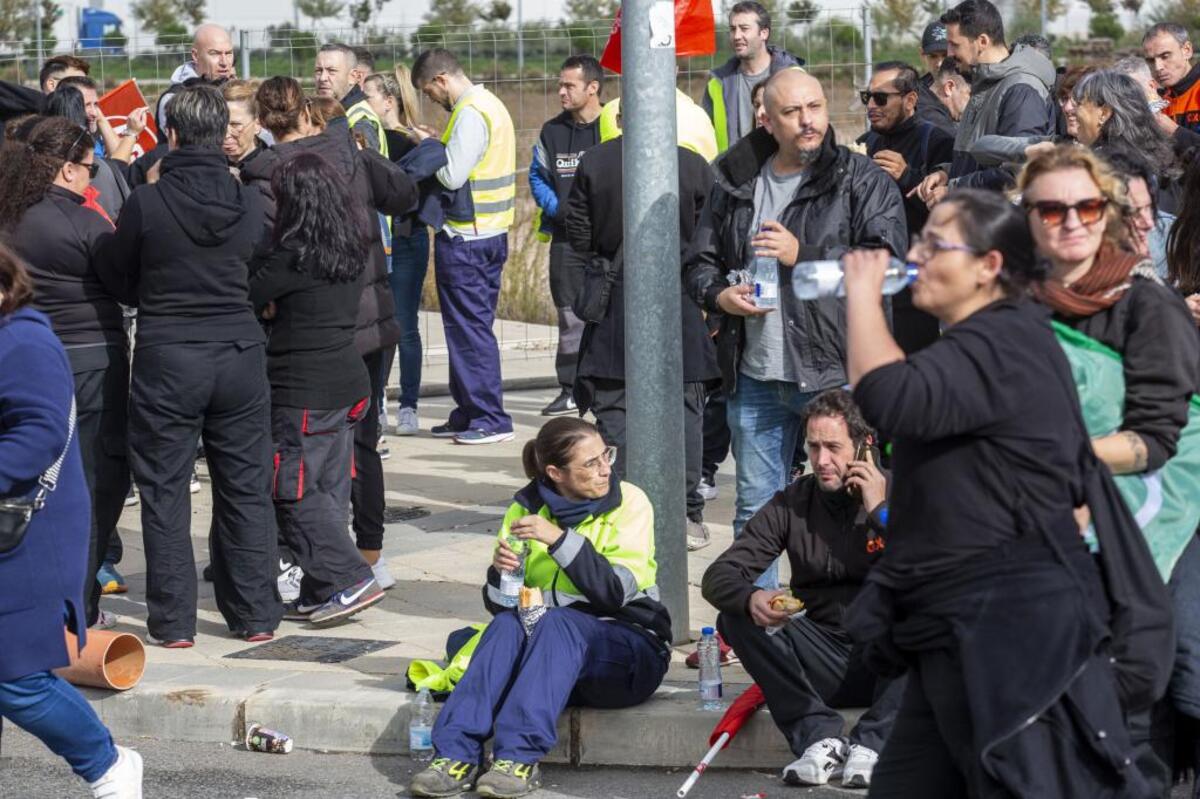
left=840, top=188, right=1165, bottom=797
left=411, top=417, right=670, bottom=799
left=1019, top=145, right=1198, bottom=478
left=0, top=116, right=131, bottom=635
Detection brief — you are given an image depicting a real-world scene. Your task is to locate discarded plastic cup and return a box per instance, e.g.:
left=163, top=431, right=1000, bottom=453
left=245, top=723, right=293, bottom=754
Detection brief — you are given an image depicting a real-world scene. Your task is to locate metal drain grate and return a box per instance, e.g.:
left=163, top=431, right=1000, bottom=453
left=226, top=635, right=398, bottom=664
left=383, top=505, right=431, bottom=523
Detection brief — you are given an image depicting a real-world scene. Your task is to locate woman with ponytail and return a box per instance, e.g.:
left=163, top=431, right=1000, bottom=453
left=0, top=115, right=130, bottom=634
left=410, top=417, right=670, bottom=799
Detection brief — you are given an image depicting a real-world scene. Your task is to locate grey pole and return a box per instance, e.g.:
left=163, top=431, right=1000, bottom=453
left=35, top=0, right=45, bottom=68
left=861, top=5, right=873, bottom=84
left=621, top=0, right=689, bottom=644
left=240, top=30, right=251, bottom=79
left=517, top=0, right=524, bottom=75
left=1040, top=0, right=1048, bottom=37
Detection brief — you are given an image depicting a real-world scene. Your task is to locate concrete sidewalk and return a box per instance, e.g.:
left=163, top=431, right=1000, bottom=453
left=83, top=375, right=803, bottom=770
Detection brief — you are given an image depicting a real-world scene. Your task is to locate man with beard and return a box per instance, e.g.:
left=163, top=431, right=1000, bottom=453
left=915, top=22, right=955, bottom=134
left=862, top=61, right=953, bottom=352
left=701, top=389, right=902, bottom=789
left=409, top=48, right=516, bottom=445
left=702, top=1, right=802, bottom=154
left=914, top=0, right=1055, bottom=203
left=685, top=69, right=905, bottom=590
left=314, top=44, right=382, bottom=154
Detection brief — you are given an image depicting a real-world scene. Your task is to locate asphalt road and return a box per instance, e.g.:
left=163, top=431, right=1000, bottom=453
left=0, top=727, right=857, bottom=799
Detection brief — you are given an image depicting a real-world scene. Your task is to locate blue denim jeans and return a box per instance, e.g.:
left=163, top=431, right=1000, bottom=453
left=727, top=374, right=821, bottom=589
left=388, top=227, right=431, bottom=410
left=1169, top=532, right=1200, bottom=719
left=0, top=670, right=117, bottom=782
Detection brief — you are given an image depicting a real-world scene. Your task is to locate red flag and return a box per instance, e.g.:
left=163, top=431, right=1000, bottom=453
left=708, top=683, right=767, bottom=748
left=98, top=79, right=159, bottom=159
left=599, top=0, right=717, bottom=74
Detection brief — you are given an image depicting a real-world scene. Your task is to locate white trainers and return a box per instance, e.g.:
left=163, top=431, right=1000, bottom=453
left=783, top=737, right=848, bottom=786
left=842, top=743, right=879, bottom=788
left=395, top=406, right=420, bottom=436
left=371, top=558, right=396, bottom=590
left=277, top=564, right=303, bottom=603
left=89, top=745, right=143, bottom=799
left=93, top=610, right=118, bottom=630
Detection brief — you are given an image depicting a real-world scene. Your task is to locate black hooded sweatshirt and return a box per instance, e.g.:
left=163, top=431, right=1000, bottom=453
left=97, top=146, right=265, bottom=347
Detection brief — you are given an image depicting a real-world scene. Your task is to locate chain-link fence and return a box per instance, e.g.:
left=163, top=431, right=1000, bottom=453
left=1, top=10, right=876, bottom=363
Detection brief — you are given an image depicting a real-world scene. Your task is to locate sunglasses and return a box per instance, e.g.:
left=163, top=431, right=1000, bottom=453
left=1026, top=198, right=1108, bottom=228
left=859, top=90, right=904, bottom=106
left=72, top=161, right=100, bottom=179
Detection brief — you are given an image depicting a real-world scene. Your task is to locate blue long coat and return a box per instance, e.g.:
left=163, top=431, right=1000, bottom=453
left=0, top=308, right=89, bottom=683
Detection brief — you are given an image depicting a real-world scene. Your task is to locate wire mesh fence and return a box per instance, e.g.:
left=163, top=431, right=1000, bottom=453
left=0, top=10, right=876, bottom=370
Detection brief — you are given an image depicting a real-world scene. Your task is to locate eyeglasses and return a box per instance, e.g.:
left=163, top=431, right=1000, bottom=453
left=573, top=446, right=617, bottom=474
left=859, top=90, right=904, bottom=106
left=909, top=233, right=981, bottom=261
left=71, top=161, right=99, bottom=179
left=228, top=120, right=250, bottom=134
left=1026, top=198, right=1108, bottom=228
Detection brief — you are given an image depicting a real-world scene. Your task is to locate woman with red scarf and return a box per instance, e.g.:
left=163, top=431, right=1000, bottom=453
left=1019, top=144, right=1200, bottom=794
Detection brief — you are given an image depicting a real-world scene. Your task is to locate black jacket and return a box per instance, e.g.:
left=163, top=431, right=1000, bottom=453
left=864, top=114, right=955, bottom=235
left=240, top=120, right=418, bottom=357
left=532, top=110, right=601, bottom=238
left=1055, top=276, right=1200, bottom=471
left=0, top=79, right=44, bottom=144
left=247, top=247, right=370, bottom=410
left=685, top=126, right=907, bottom=393
left=915, top=78, right=956, bottom=136
left=97, top=146, right=265, bottom=347
left=563, top=137, right=719, bottom=387
left=13, top=187, right=125, bottom=372
left=702, top=473, right=889, bottom=629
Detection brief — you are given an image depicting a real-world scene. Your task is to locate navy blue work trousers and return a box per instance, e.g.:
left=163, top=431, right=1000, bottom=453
left=431, top=608, right=668, bottom=764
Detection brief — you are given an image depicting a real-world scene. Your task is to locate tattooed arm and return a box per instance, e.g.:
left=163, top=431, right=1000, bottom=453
left=1092, top=431, right=1151, bottom=475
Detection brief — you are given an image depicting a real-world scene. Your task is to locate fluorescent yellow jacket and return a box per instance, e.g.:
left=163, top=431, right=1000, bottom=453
left=597, top=92, right=719, bottom=163
left=441, top=86, right=516, bottom=234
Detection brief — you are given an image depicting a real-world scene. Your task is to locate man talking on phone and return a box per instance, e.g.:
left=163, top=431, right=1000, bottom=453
left=701, top=389, right=903, bottom=790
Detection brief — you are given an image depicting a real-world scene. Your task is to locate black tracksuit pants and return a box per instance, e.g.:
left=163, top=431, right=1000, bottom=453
left=717, top=611, right=903, bottom=756
left=701, top=385, right=731, bottom=483
left=272, top=403, right=373, bottom=604
left=73, top=356, right=131, bottom=626
left=549, top=238, right=585, bottom=390
left=352, top=349, right=386, bottom=552
left=128, top=341, right=281, bottom=640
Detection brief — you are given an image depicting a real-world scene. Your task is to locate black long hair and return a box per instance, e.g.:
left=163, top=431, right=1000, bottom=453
left=45, top=85, right=89, bottom=129
left=0, top=116, right=93, bottom=231
left=270, top=151, right=371, bottom=283
left=1168, top=150, right=1200, bottom=295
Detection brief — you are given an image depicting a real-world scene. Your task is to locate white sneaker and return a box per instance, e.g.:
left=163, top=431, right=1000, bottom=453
left=277, top=564, right=303, bottom=603
left=697, top=477, right=719, bottom=501
left=372, top=558, right=396, bottom=590
left=395, top=406, right=420, bottom=436
left=90, top=745, right=143, bottom=799
left=842, top=743, right=879, bottom=788
left=93, top=610, right=118, bottom=630
left=783, top=737, right=848, bottom=786
left=189, top=469, right=201, bottom=494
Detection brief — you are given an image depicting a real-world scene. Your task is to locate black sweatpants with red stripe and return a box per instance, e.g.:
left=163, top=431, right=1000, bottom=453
left=272, top=401, right=373, bottom=605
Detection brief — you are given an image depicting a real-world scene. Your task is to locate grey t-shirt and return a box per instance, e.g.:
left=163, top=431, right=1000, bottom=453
left=740, top=156, right=806, bottom=383
left=734, top=66, right=770, bottom=141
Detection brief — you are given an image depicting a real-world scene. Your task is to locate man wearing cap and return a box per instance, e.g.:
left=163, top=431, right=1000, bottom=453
left=915, top=22, right=956, bottom=134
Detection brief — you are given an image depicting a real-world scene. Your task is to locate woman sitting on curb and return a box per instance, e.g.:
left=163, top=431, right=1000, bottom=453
left=410, top=417, right=671, bottom=799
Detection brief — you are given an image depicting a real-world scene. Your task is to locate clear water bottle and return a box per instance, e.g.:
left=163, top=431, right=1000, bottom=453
left=791, top=257, right=917, bottom=300
left=410, top=688, right=434, bottom=762
left=498, top=534, right=526, bottom=608
left=752, top=255, right=779, bottom=309
left=697, top=627, right=725, bottom=711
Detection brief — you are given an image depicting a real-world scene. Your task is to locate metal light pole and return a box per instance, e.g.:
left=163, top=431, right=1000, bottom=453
left=1040, top=0, right=1048, bottom=36
left=240, top=30, right=251, bottom=79
left=35, top=0, right=45, bottom=68
left=621, top=0, right=689, bottom=644
left=516, top=0, right=524, bottom=75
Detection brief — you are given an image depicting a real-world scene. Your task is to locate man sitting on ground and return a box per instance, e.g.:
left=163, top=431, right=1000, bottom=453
left=701, top=389, right=904, bottom=790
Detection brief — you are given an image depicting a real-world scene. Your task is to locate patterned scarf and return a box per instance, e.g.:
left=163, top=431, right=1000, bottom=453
left=1037, top=244, right=1144, bottom=318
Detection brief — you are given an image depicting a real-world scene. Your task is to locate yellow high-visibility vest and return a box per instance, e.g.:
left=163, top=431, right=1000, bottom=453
left=346, top=100, right=392, bottom=255
left=441, top=87, right=516, bottom=234
left=597, top=91, right=718, bottom=163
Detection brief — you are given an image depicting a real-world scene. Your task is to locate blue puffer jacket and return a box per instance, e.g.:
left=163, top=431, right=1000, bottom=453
left=396, top=138, right=472, bottom=231
left=0, top=308, right=89, bottom=683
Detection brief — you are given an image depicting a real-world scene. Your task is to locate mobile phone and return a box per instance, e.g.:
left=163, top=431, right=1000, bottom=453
left=855, top=441, right=870, bottom=462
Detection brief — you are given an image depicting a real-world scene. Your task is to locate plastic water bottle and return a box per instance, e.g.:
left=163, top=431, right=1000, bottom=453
left=697, top=627, right=725, bottom=711
left=791, top=257, right=917, bottom=300
left=498, top=534, right=526, bottom=608
left=752, top=255, right=779, bottom=309
left=410, top=688, right=434, bottom=762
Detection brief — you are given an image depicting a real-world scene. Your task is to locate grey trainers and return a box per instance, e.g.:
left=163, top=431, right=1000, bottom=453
left=475, top=760, right=541, bottom=798
left=409, top=756, right=478, bottom=797
left=686, top=519, right=711, bottom=551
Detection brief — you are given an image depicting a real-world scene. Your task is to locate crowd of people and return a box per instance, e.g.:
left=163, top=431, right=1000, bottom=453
left=3, top=0, right=1200, bottom=796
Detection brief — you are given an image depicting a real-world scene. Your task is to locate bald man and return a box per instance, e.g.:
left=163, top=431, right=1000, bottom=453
left=685, top=68, right=906, bottom=590
left=155, top=24, right=236, bottom=135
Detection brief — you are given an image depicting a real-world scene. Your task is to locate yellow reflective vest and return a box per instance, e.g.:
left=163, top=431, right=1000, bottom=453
left=441, top=87, right=517, bottom=234
left=597, top=91, right=718, bottom=163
